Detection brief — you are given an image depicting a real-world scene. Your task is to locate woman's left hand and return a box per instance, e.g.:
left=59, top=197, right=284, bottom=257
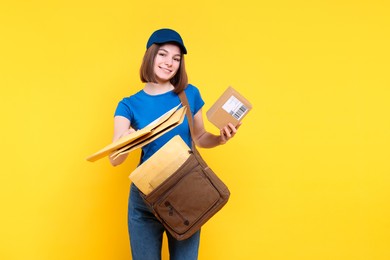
left=219, top=122, right=242, bottom=145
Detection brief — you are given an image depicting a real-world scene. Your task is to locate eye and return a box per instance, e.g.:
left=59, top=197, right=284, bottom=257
left=158, top=52, right=166, bottom=57
left=174, top=57, right=181, bottom=62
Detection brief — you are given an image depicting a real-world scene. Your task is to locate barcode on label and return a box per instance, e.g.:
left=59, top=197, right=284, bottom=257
left=231, top=104, right=248, bottom=120
left=222, top=96, right=248, bottom=120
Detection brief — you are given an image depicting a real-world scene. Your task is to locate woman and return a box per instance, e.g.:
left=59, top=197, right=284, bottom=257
left=110, top=28, right=239, bottom=260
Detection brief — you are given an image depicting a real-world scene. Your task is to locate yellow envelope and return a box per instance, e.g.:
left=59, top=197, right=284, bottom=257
left=111, top=106, right=186, bottom=160
left=129, top=135, right=191, bottom=195
left=86, top=105, right=185, bottom=162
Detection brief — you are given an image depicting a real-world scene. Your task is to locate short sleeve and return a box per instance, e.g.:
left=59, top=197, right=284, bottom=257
left=114, top=98, right=133, bottom=121
left=186, top=84, right=205, bottom=116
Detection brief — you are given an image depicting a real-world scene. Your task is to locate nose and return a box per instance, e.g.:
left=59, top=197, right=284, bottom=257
left=165, top=57, right=173, bottom=67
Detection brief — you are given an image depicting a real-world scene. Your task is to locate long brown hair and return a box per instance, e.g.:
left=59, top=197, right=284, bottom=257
left=139, top=44, right=188, bottom=93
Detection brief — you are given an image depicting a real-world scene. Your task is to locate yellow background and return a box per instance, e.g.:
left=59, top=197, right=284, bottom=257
left=1, top=0, right=389, bottom=259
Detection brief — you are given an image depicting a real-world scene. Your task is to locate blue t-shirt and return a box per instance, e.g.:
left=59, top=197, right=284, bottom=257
left=114, top=84, right=204, bottom=163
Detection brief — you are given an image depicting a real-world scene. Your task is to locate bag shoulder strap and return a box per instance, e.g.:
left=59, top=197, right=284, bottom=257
left=178, top=90, right=209, bottom=166
left=178, top=91, right=196, bottom=145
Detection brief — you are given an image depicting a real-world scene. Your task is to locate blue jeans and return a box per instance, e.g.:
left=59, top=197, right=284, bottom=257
left=128, top=184, right=200, bottom=260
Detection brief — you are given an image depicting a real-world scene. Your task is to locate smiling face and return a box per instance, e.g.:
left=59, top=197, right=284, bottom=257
left=153, top=43, right=182, bottom=84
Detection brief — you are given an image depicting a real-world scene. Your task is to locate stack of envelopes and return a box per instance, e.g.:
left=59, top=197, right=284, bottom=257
left=86, top=104, right=187, bottom=162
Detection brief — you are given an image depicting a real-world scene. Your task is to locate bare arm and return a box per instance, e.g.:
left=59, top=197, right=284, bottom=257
left=192, top=108, right=240, bottom=148
left=109, top=116, right=136, bottom=166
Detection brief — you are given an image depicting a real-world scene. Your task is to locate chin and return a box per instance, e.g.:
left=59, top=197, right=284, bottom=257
left=156, top=76, right=173, bottom=83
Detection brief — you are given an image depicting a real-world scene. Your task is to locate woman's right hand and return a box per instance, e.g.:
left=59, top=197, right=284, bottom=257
left=119, top=127, right=136, bottom=138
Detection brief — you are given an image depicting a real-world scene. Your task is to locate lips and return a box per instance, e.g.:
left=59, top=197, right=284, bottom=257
left=159, top=66, right=172, bottom=73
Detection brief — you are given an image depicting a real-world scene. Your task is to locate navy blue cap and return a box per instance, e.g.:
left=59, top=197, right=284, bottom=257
left=146, top=28, right=187, bottom=54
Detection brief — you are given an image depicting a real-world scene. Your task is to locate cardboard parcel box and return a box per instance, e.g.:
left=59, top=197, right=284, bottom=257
left=86, top=105, right=186, bottom=162
left=206, top=86, right=252, bottom=129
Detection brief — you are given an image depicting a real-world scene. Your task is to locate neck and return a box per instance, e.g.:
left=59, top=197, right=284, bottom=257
left=144, top=82, right=174, bottom=95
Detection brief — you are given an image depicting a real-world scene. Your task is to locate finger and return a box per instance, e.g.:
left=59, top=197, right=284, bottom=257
left=235, top=122, right=242, bottom=130
left=128, top=128, right=136, bottom=134
left=220, top=127, right=229, bottom=138
left=222, top=126, right=232, bottom=139
left=227, top=123, right=237, bottom=135
left=120, top=128, right=136, bottom=138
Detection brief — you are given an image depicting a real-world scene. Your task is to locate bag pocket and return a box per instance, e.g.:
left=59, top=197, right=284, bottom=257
left=154, top=165, right=220, bottom=235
